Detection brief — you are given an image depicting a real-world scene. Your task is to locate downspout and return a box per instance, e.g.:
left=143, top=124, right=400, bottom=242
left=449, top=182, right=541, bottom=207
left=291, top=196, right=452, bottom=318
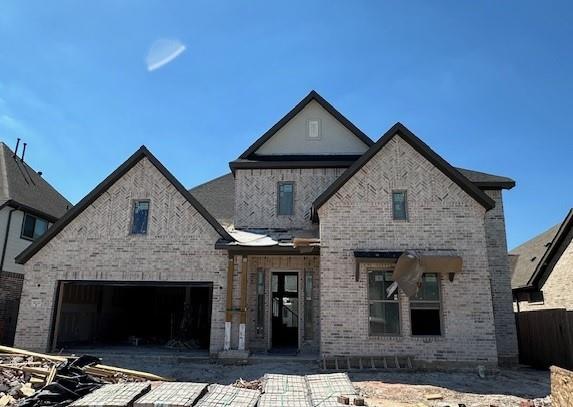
left=0, top=208, right=17, bottom=272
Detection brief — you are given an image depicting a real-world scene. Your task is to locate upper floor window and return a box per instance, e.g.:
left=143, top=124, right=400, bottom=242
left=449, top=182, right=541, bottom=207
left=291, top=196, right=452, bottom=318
left=277, top=182, right=294, bottom=216
left=410, top=273, right=441, bottom=336
left=306, top=119, right=321, bottom=140
left=131, top=200, right=149, bottom=234
left=368, top=269, right=400, bottom=336
left=21, top=213, right=49, bottom=240
left=392, top=190, right=408, bottom=220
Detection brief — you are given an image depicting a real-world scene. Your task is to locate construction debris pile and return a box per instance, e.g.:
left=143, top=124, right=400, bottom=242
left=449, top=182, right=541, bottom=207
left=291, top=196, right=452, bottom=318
left=0, top=346, right=166, bottom=407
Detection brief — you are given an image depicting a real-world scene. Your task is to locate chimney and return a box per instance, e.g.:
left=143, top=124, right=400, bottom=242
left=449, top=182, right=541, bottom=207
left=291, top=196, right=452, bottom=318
left=13, top=138, right=20, bottom=158
left=37, top=171, right=43, bottom=177
left=21, top=143, right=27, bottom=162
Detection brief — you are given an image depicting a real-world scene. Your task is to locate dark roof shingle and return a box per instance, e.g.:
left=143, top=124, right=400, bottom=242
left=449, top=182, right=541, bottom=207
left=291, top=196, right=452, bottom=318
left=510, top=224, right=561, bottom=289
left=0, top=142, right=71, bottom=220
left=189, top=173, right=234, bottom=225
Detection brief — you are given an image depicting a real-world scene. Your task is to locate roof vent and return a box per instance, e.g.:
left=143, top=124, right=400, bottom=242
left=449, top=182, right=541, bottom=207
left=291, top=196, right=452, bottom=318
left=530, top=256, right=537, bottom=262
left=21, top=142, right=27, bottom=162
left=544, top=242, right=552, bottom=247
left=37, top=171, right=43, bottom=177
left=13, top=138, right=20, bottom=158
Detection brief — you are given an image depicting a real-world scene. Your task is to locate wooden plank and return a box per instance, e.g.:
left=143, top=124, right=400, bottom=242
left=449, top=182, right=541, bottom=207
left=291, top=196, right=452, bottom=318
left=226, top=256, right=235, bottom=322
left=50, top=282, right=66, bottom=352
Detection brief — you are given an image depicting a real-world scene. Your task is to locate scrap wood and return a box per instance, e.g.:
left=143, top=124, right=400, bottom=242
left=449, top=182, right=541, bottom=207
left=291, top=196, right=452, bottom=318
left=425, top=393, right=443, bottom=400
left=0, top=395, right=15, bottom=406
left=0, top=345, right=169, bottom=381
left=46, top=366, right=57, bottom=384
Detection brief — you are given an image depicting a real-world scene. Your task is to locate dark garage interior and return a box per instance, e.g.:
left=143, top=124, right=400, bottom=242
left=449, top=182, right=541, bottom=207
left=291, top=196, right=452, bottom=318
left=52, top=282, right=213, bottom=351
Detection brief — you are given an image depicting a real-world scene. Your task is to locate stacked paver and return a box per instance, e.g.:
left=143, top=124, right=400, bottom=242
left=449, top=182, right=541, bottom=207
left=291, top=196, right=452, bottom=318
left=134, top=382, right=207, bottom=407
left=70, top=383, right=151, bottom=407
left=307, top=373, right=357, bottom=407
left=259, top=374, right=312, bottom=407
left=69, top=373, right=357, bottom=407
left=194, top=384, right=260, bottom=407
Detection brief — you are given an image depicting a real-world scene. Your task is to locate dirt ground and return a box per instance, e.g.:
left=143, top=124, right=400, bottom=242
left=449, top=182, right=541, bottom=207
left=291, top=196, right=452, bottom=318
left=92, top=353, right=550, bottom=407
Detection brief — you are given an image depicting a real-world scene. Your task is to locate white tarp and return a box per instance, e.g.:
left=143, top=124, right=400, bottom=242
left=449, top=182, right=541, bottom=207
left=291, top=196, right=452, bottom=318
left=226, top=229, right=278, bottom=247
left=386, top=251, right=463, bottom=298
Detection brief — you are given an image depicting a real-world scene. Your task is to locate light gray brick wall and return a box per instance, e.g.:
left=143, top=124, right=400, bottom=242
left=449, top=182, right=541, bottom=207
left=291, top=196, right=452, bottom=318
left=483, top=189, right=518, bottom=365
left=14, top=157, right=228, bottom=354
left=517, top=226, right=573, bottom=311
left=234, top=168, right=345, bottom=229
left=317, top=136, right=498, bottom=366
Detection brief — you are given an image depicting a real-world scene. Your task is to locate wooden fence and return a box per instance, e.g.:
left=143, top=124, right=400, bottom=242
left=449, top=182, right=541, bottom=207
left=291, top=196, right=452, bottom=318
left=515, top=309, right=573, bottom=369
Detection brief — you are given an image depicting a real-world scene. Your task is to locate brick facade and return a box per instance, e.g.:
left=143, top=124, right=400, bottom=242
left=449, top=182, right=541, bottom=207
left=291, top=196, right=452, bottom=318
left=317, top=136, right=498, bottom=366
left=0, top=271, right=24, bottom=345
left=484, top=190, right=519, bottom=365
left=14, top=157, right=228, bottom=354
left=234, top=168, right=345, bottom=229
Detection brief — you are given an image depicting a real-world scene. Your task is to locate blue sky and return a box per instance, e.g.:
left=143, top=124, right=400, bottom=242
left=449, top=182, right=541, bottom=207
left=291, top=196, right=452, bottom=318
left=0, top=1, right=571, bottom=248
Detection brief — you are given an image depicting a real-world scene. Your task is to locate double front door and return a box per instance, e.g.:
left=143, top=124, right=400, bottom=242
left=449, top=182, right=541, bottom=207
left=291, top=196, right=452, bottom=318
left=271, top=272, right=299, bottom=348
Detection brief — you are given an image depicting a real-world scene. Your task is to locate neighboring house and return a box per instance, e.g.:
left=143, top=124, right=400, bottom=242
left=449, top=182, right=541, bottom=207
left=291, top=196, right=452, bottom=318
left=511, top=209, right=573, bottom=311
left=0, top=141, right=71, bottom=344
left=13, top=91, right=518, bottom=367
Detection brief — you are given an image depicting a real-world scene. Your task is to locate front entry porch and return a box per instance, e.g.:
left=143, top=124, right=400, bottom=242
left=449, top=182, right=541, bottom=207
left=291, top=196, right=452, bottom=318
left=221, top=254, right=320, bottom=358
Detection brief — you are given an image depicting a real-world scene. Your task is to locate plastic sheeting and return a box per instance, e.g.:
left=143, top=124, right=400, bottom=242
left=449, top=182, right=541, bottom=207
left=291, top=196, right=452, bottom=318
left=387, top=251, right=463, bottom=298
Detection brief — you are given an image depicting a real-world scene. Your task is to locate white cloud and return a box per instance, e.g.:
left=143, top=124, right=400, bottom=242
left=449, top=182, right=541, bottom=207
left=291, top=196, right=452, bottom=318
left=145, top=38, right=186, bottom=71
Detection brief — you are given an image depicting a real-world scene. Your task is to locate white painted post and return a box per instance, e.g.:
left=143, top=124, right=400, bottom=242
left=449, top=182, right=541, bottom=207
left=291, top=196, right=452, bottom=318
left=224, top=321, right=231, bottom=351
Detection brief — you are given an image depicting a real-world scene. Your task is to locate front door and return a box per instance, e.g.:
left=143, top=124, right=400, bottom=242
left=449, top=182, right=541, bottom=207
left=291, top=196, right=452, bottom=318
left=271, top=273, right=299, bottom=349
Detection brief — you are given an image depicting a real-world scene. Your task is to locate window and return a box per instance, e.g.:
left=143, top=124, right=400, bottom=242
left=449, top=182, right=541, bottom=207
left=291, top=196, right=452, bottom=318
left=410, top=273, right=441, bottom=336
left=392, top=191, right=408, bottom=220
left=368, top=270, right=400, bottom=335
left=277, top=182, right=294, bottom=216
left=131, top=200, right=149, bottom=234
left=21, top=214, right=49, bottom=240
left=307, top=119, right=321, bottom=140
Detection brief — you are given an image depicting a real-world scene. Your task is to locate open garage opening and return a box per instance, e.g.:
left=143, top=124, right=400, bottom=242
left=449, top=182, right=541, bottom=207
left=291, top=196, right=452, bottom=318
left=51, top=281, right=213, bottom=354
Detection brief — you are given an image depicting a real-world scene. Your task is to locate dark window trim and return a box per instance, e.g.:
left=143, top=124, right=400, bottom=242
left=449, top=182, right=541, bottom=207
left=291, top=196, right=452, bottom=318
left=392, top=190, right=408, bottom=221
left=410, top=273, right=443, bottom=337
left=20, top=213, right=49, bottom=241
left=129, top=199, right=150, bottom=235
left=277, top=181, right=295, bottom=216
left=368, top=267, right=401, bottom=337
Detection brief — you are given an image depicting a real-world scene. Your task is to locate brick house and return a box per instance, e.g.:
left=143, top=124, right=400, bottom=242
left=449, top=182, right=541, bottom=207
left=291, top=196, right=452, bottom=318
left=0, top=141, right=71, bottom=345
left=14, top=91, right=518, bottom=367
left=511, top=208, right=573, bottom=311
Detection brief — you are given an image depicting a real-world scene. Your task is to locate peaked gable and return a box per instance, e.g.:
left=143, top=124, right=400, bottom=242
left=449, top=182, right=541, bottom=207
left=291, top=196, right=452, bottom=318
left=238, top=90, right=373, bottom=159
left=312, top=122, right=495, bottom=216
left=16, top=146, right=233, bottom=264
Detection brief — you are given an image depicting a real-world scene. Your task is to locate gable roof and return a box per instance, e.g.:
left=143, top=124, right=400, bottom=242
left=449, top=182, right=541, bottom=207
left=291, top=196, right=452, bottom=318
left=0, top=142, right=71, bottom=221
left=456, top=168, right=515, bottom=190
left=189, top=173, right=235, bottom=226
left=238, top=90, right=374, bottom=160
left=511, top=209, right=573, bottom=291
left=16, top=146, right=233, bottom=264
left=312, top=122, right=496, bottom=215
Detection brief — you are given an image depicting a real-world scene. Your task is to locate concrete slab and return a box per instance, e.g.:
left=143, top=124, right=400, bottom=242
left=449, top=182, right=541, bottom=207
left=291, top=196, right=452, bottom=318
left=71, top=383, right=150, bottom=407
left=194, top=384, right=259, bottom=407
left=133, top=382, right=207, bottom=407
